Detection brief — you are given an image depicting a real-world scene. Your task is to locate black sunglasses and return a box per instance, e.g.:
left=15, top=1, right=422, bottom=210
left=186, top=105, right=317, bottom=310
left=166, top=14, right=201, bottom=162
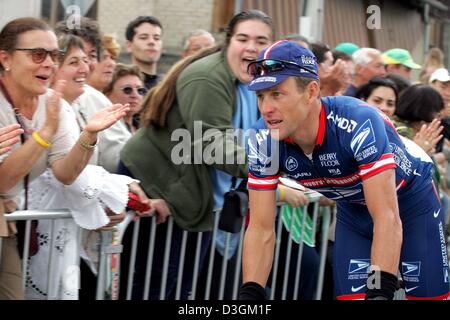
left=247, top=59, right=318, bottom=77
left=121, top=86, right=147, bottom=96
left=14, top=48, right=63, bottom=64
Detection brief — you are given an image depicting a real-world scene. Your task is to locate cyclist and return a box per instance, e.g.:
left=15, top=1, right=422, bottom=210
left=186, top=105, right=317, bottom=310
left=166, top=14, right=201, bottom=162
left=239, top=40, right=450, bottom=300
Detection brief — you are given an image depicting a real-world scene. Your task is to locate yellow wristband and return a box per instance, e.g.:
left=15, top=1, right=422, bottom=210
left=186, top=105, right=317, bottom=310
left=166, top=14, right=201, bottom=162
left=279, top=184, right=285, bottom=202
left=32, top=131, right=51, bottom=149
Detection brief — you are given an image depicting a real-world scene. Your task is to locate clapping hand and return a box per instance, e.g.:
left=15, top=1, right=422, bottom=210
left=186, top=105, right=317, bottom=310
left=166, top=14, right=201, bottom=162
left=84, top=103, right=130, bottom=134
left=0, top=124, right=23, bottom=155
left=414, top=119, right=443, bottom=155
left=43, top=80, right=66, bottom=136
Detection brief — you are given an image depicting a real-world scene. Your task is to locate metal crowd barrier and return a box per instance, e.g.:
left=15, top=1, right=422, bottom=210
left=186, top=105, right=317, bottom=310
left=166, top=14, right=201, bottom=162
left=1, top=209, right=74, bottom=299
left=117, top=193, right=332, bottom=301
left=0, top=209, right=121, bottom=300
left=0, top=200, right=333, bottom=300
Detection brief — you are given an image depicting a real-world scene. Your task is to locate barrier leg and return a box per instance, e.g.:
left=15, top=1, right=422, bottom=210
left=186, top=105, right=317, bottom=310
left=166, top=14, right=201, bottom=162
left=315, top=207, right=331, bottom=300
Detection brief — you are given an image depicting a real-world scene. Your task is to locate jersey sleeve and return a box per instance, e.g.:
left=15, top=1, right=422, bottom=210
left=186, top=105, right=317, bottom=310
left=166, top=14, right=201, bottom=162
left=349, top=106, right=396, bottom=180
left=246, top=119, right=280, bottom=190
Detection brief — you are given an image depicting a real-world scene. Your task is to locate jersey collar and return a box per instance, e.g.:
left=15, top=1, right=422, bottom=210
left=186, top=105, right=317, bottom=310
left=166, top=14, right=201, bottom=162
left=315, top=102, right=326, bottom=146
left=283, top=103, right=326, bottom=146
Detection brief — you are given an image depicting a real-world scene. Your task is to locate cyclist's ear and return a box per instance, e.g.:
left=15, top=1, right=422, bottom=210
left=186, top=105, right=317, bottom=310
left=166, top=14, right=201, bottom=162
left=306, top=80, right=320, bottom=101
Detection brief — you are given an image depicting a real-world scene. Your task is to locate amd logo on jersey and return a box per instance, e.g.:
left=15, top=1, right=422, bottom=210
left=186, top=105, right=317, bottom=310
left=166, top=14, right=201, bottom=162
left=327, top=111, right=358, bottom=133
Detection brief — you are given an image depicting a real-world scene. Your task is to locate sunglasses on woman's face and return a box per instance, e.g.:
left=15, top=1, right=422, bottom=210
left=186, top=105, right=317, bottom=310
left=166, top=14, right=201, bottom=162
left=14, top=48, right=63, bottom=64
left=120, top=86, right=147, bottom=96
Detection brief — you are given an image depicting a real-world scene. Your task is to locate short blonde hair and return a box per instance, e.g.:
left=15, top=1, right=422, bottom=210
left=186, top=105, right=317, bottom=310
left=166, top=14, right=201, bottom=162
left=102, top=33, right=121, bottom=60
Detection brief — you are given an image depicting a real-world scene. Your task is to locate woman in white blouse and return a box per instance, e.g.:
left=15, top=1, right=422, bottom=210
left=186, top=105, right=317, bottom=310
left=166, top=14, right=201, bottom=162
left=0, top=17, right=129, bottom=299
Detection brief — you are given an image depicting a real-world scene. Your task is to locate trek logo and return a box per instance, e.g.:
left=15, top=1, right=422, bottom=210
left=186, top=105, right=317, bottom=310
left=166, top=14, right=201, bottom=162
left=350, top=119, right=376, bottom=155
left=348, top=259, right=371, bottom=274
left=285, top=156, right=298, bottom=171
left=402, top=262, right=421, bottom=277
left=327, top=111, right=358, bottom=133
left=301, top=55, right=316, bottom=65
left=434, top=209, right=441, bottom=218
left=351, top=284, right=366, bottom=292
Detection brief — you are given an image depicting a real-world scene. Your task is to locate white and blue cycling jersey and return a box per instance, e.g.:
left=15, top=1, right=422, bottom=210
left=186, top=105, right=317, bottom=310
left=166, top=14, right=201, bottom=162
left=247, top=96, right=450, bottom=299
left=247, top=96, right=436, bottom=207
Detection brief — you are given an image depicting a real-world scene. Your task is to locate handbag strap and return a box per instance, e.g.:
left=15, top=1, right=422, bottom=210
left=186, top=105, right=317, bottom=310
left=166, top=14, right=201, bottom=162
left=230, top=176, right=248, bottom=191
left=231, top=176, right=237, bottom=189
left=0, top=78, right=30, bottom=209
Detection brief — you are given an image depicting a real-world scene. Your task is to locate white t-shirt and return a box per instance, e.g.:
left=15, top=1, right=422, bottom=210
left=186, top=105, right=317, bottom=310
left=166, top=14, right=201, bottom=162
left=0, top=89, right=77, bottom=199
left=72, top=85, right=131, bottom=173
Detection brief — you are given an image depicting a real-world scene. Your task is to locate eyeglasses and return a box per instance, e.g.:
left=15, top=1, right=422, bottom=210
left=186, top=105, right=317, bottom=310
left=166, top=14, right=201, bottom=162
left=14, top=48, right=63, bottom=64
left=121, top=86, right=147, bottom=96
left=247, top=59, right=318, bottom=77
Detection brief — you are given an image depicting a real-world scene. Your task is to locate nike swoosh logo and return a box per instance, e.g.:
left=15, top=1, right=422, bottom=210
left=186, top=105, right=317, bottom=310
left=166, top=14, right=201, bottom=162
left=351, top=284, right=366, bottom=292
left=405, top=286, right=419, bottom=293
left=413, top=169, right=421, bottom=176
left=434, top=209, right=441, bottom=218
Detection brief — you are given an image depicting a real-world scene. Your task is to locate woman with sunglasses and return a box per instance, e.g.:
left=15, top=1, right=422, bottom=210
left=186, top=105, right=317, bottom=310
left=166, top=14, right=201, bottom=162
left=22, top=34, right=156, bottom=300
left=0, top=17, right=129, bottom=299
left=104, top=63, right=146, bottom=134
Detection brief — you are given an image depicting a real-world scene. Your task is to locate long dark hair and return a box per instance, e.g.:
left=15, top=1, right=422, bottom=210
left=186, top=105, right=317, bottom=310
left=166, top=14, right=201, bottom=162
left=225, top=10, right=274, bottom=47
left=355, top=77, right=399, bottom=102
left=395, top=84, right=444, bottom=123
left=143, top=10, right=274, bottom=128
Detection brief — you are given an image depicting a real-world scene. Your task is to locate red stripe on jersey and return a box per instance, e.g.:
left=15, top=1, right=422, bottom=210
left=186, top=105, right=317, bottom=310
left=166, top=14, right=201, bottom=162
left=315, top=103, right=326, bottom=146
left=248, top=173, right=280, bottom=180
left=336, top=293, right=366, bottom=300
left=360, top=102, right=399, bottom=135
left=406, top=292, right=450, bottom=300
left=248, top=183, right=278, bottom=190
left=301, top=173, right=360, bottom=183
left=359, top=154, right=396, bottom=180
left=431, top=180, right=441, bottom=204
left=358, top=153, right=394, bottom=171
left=360, top=163, right=396, bottom=180
left=283, top=103, right=326, bottom=146
left=396, top=179, right=406, bottom=191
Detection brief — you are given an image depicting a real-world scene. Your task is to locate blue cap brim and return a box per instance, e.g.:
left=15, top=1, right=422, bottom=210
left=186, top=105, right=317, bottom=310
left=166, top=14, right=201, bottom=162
left=247, top=74, right=290, bottom=91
